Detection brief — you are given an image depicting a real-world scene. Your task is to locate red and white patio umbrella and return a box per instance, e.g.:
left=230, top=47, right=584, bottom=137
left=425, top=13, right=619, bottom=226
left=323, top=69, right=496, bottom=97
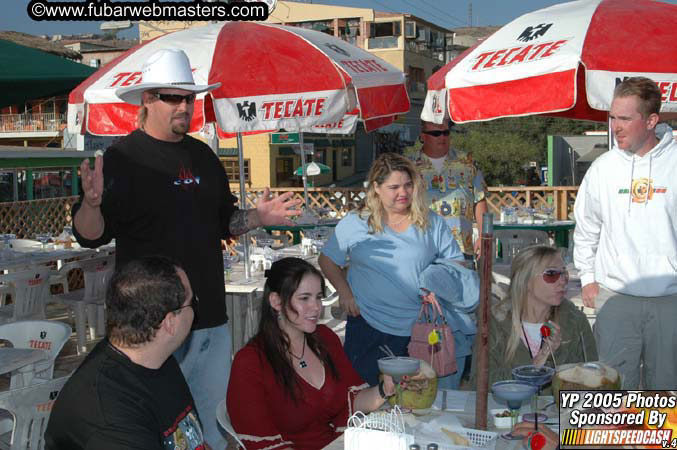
left=68, top=21, right=409, bottom=136
left=422, top=0, right=677, bottom=124
left=68, top=21, right=410, bottom=277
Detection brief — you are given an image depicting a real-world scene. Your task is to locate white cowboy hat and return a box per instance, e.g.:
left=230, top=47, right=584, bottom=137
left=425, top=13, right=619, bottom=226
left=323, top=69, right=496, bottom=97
left=116, top=48, right=221, bottom=105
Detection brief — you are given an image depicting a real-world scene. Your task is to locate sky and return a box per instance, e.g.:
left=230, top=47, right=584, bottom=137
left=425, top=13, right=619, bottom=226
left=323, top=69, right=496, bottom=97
left=5, top=0, right=675, bottom=41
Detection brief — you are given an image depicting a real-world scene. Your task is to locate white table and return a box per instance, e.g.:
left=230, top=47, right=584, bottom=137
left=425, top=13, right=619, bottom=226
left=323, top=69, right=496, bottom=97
left=0, top=243, right=115, bottom=272
left=0, top=347, right=49, bottom=388
left=324, top=392, right=558, bottom=450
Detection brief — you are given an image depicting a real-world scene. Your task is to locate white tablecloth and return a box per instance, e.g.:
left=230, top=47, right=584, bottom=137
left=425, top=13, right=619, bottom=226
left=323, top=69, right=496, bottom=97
left=324, top=392, right=558, bottom=450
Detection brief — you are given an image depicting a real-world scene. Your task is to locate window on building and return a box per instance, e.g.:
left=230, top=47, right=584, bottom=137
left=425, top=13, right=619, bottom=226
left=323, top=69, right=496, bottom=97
left=32, top=169, right=71, bottom=199
left=338, top=19, right=361, bottom=45
left=367, top=21, right=401, bottom=49
left=408, top=66, right=425, bottom=93
left=370, top=21, right=401, bottom=37
left=221, top=158, right=250, bottom=182
left=293, top=20, right=334, bottom=36
left=315, top=149, right=327, bottom=165
left=341, top=148, right=353, bottom=167
left=276, top=158, right=294, bottom=184
left=405, top=21, right=417, bottom=38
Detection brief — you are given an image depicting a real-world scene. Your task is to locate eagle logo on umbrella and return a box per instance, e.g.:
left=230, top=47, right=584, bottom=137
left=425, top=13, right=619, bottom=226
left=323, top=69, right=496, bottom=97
left=237, top=101, right=257, bottom=122
left=517, top=23, right=553, bottom=42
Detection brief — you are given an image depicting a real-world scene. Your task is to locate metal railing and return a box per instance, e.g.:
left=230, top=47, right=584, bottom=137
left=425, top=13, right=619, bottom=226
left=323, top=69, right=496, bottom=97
left=0, top=113, right=65, bottom=133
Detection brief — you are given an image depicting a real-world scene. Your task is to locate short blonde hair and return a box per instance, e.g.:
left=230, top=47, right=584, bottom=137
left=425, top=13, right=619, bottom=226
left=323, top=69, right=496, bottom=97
left=360, top=152, right=429, bottom=233
left=613, top=77, right=661, bottom=118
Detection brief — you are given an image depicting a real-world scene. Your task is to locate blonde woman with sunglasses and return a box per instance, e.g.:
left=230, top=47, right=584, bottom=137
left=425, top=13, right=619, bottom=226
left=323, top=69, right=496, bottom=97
left=471, top=245, right=597, bottom=392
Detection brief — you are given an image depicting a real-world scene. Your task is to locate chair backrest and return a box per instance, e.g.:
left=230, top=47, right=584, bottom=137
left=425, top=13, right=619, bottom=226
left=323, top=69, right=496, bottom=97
left=493, top=230, right=550, bottom=265
left=8, top=240, right=41, bottom=251
left=0, top=269, right=50, bottom=321
left=0, top=375, right=70, bottom=450
left=58, top=256, right=115, bottom=303
left=0, top=320, right=72, bottom=384
left=216, top=399, right=246, bottom=450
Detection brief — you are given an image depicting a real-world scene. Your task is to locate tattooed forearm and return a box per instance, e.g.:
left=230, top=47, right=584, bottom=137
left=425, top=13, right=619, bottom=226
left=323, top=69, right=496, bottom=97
left=228, top=209, right=262, bottom=236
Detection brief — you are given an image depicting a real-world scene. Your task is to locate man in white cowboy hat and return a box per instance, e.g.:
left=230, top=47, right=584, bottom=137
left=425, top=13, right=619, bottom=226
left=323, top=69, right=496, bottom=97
left=72, top=48, right=301, bottom=448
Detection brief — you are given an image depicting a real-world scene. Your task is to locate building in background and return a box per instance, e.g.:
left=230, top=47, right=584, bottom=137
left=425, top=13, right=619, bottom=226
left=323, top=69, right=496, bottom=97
left=0, top=33, right=97, bottom=148
left=61, top=39, right=135, bottom=68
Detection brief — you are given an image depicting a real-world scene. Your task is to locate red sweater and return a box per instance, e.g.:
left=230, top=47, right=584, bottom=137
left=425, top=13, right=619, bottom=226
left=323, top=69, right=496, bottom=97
left=227, top=325, right=366, bottom=450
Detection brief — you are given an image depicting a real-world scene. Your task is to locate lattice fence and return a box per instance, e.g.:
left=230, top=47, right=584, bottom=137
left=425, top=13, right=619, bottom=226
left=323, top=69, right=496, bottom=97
left=0, top=196, right=78, bottom=238
left=233, top=187, right=367, bottom=218
left=486, top=187, right=578, bottom=220
left=0, top=187, right=579, bottom=239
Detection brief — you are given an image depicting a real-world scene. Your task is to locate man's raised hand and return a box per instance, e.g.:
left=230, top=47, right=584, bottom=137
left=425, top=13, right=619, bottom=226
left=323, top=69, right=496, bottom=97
left=255, top=187, right=302, bottom=226
left=81, top=155, right=104, bottom=209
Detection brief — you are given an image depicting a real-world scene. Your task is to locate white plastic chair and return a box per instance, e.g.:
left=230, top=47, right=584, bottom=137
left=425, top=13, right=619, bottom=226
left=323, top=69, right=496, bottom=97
left=0, top=321, right=71, bottom=390
left=7, top=241, right=41, bottom=251
left=216, top=399, right=246, bottom=450
left=0, top=269, right=50, bottom=324
left=493, top=230, right=549, bottom=265
left=0, top=375, right=70, bottom=450
left=50, top=256, right=114, bottom=354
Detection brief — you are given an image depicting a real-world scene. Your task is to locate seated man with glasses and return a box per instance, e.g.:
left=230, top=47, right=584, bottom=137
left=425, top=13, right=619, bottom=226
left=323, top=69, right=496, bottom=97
left=45, top=256, right=210, bottom=450
left=469, top=245, right=598, bottom=393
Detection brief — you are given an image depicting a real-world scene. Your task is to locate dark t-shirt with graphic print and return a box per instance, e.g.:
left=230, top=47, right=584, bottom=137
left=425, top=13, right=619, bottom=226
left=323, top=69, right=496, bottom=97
left=45, top=339, right=206, bottom=450
left=73, top=130, right=238, bottom=329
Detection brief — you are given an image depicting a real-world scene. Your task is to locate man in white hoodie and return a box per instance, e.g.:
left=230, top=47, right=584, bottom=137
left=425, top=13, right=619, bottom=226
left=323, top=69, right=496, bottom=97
left=574, top=77, right=677, bottom=390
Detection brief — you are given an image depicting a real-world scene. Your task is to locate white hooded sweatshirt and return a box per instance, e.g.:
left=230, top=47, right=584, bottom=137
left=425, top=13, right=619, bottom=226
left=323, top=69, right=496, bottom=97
left=574, top=129, right=677, bottom=297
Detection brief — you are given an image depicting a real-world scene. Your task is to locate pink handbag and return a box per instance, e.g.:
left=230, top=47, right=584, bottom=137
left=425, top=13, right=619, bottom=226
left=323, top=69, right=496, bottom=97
left=408, top=302, right=457, bottom=377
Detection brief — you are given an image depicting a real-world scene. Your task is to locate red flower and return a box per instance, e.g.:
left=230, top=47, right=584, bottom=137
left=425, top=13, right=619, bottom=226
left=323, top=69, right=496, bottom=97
left=540, top=324, right=551, bottom=338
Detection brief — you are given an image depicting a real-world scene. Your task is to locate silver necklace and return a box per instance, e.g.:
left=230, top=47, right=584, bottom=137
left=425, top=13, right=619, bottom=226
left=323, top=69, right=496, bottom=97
left=289, top=337, right=307, bottom=368
left=388, top=214, right=409, bottom=227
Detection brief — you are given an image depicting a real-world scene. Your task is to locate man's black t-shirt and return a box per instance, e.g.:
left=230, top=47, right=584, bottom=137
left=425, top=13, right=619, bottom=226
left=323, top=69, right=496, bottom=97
left=74, top=130, right=238, bottom=329
left=45, top=339, right=205, bottom=450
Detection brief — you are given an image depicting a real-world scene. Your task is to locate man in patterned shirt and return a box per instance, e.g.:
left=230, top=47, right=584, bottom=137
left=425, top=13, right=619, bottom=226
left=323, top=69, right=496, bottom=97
left=405, top=119, right=488, bottom=264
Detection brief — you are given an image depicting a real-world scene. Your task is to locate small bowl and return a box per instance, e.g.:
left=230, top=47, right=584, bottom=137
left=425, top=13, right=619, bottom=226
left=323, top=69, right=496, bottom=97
left=491, top=408, right=519, bottom=429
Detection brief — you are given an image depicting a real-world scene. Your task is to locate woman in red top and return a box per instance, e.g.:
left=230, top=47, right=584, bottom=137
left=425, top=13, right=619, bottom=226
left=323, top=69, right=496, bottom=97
left=227, top=257, right=396, bottom=450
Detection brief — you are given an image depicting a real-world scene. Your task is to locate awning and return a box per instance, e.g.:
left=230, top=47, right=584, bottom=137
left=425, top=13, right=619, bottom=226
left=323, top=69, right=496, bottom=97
left=0, top=40, right=97, bottom=108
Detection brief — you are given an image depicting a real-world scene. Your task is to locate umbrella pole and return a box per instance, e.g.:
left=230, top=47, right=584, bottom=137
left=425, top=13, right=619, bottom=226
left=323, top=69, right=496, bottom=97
left=207, top=123, right=219, bottom=155
left=475, top=212, right=494, bottom=430
left=237, top=132, right=251, bottom=280
left=299, top=132, right=309, bottom=209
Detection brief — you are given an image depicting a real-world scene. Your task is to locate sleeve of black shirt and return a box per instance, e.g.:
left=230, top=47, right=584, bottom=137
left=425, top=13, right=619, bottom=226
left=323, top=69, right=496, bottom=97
left=214, top=152, right=239, bottom=240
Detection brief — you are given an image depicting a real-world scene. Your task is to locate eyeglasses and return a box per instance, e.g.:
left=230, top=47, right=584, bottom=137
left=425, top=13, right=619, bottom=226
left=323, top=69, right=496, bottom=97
left=153, top=92, right=196, bottom=105
left=173, top=294, right=199, bottom=313
left=421, top=129, right=451, bottom=137
left=542, top=269, right=569, bottom=284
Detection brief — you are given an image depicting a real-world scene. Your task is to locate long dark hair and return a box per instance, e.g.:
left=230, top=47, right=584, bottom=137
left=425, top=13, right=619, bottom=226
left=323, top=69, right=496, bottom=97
left=254, top=257, right=338, bottom=403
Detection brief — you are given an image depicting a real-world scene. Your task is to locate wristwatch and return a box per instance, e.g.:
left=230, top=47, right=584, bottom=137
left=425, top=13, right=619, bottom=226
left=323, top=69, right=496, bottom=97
left=378, top=380, right=391, bottom=399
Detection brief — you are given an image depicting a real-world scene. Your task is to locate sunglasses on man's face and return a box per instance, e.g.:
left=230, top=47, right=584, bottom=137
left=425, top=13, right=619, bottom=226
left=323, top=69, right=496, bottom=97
left=153, top=92, right=196, bottom=105
left=542, top=269, right=569, bottom=284
left=421, top=129, right=451, bottom=137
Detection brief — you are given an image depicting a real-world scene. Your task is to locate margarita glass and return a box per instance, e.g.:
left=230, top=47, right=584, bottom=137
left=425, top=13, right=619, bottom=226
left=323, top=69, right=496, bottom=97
left=512, top=365, right=555, bottom=423
left=378, top=357, right=420, bottom=407
left=492, top=380, right=537, bottom=440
